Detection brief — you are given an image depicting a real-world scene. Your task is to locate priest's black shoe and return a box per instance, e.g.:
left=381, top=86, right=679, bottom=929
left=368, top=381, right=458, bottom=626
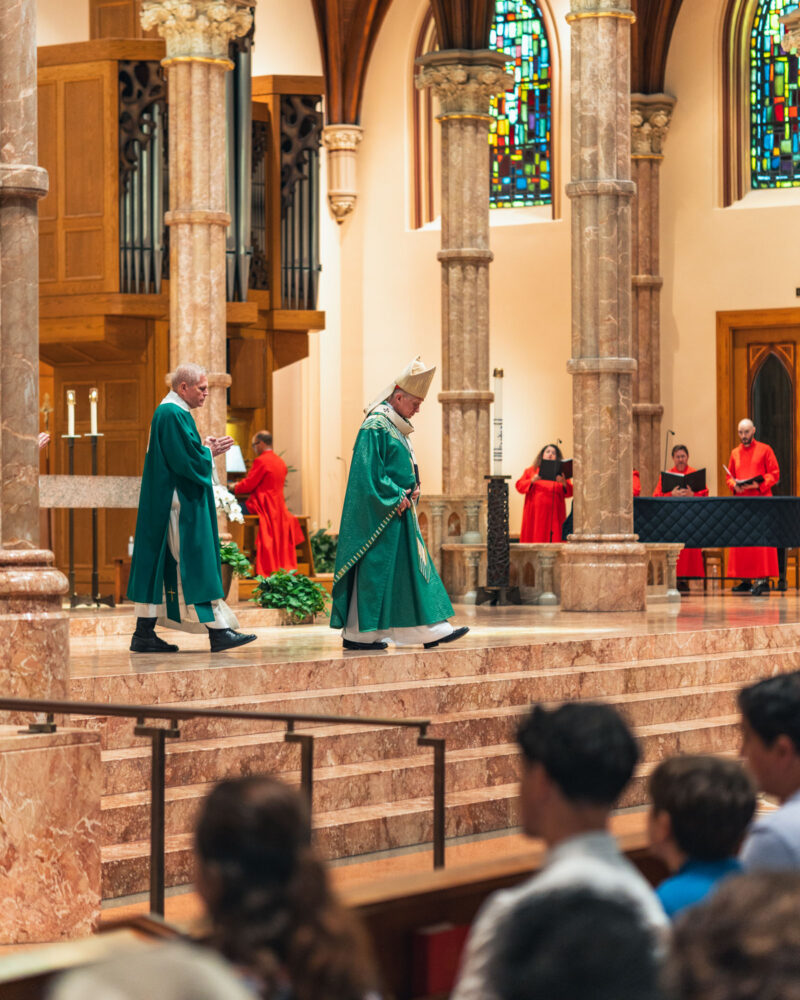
left=731, top=579, right=753, bottom=593
left=343, top=638, right=388, bottom=650
left=208, top=627, right=257, bottom=653
left=751, top=579, right=771, bottom=596
left=130, top=617, right=179, bottom=654
left=424, top=625, right=470, bottom=649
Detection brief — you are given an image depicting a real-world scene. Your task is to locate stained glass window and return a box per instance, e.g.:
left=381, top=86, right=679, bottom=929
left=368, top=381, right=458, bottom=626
left=489, top=0, right=552, bottom=208
left=751, top=0, right=800, bottom=188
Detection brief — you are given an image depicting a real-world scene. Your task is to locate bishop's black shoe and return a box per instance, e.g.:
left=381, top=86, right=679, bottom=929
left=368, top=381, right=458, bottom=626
left=751, top=579, right=771, bottom=596
left=343, top=638, right=388, bottom=650
left=424, top=625, right=470, bottom=649
left=130, top=617, right=179, bottom=654
left=731, top=580, right=753, bottom=593
left=208, top=627, right=257, bottom=653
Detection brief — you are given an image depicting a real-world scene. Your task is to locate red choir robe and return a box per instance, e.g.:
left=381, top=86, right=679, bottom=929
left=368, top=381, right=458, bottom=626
left=233, top=450, right=305, bottom=577
left=653, top=465, right=708, bottom=578
left=516, top=465, right=574, bottom=543
left=725, top=440, right=780, bottom=579
left=633, top=469, right=641, bottom=497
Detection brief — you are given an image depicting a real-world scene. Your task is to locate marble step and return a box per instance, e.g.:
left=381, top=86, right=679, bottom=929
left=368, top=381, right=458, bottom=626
left=71, top=644, right=795, bottom=752
left=68, top=606, right=326, bottom=637
left=100, top=685, right=742, bottom=798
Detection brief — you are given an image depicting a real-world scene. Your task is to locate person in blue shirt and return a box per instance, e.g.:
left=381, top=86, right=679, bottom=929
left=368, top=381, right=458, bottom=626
left=647, top=754, right=756, bottom=919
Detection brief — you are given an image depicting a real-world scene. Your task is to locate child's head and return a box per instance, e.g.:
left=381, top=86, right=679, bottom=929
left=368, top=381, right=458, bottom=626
left=648, top=755, right=756, bottom=865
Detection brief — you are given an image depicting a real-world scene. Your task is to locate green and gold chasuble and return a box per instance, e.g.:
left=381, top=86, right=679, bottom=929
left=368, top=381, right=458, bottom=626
left=127, top=398, right=223, bottom=622
left=331, top=406, right=454, bottom=632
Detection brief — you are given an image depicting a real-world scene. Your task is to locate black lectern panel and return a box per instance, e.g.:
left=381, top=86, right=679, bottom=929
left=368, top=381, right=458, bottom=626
left=634, top=496, right=800, bottom=548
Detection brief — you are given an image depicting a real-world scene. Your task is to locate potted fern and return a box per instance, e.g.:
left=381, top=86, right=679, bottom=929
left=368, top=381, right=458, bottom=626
left=219, top=540, right=253, bottom=598
left=250, top=568, right=330, bottom=624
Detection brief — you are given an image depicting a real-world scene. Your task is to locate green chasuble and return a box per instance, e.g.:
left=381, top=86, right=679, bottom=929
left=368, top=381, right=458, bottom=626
left=127, top=399, right=223, bottom=621
left=331, top=408, right=454, bottom=631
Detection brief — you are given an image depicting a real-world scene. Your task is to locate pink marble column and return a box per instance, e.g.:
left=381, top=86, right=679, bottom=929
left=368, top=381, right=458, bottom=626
left=141, top=0, right=254, bottom=486
left=0, top=0, right=69, bottom=696
left=561, top=1, right=647, bottom=612
left=631, top=94, right=674, bottom=494
left=415, top=51, right=512, bottom=495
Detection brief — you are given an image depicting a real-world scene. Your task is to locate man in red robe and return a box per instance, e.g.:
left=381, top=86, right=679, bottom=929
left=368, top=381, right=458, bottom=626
left=725, top=419, right=779, bottom=596
left=233, top=431, right=304, bottom=577
left=653, top=443, right=708, bottom=589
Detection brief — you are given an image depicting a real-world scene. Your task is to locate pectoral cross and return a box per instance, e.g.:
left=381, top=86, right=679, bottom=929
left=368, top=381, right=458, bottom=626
left=166, top=587, right=177, bottom=601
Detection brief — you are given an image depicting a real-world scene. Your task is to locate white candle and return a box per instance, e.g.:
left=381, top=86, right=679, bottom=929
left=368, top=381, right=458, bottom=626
left=66, top=390, right=75, bottom=437
left=89, top=388, right=98, bottom=436
left=493, top=367, right=504, bottom=475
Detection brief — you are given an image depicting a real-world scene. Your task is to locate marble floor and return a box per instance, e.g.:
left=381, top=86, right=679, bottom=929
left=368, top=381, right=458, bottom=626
left=68, top=593, right=800, bottom=679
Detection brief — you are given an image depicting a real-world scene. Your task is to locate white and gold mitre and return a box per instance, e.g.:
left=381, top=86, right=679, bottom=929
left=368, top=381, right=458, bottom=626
left=365, top=356, right=436, bottom=413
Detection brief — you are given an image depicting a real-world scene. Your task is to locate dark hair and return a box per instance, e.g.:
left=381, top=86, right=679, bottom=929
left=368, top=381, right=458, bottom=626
left=665, top=872, right=800, bottom=1000
left=516, top=702, right=639, bottom=806
left=195, top=777, right=377, bottom=1000
left=649, top=755, right=755, bottom=861
left=492, top=887, right=662, bottom=1000
left=253, top=430, right=273, bottom=447
left=738, top=671, right=800, bottom=751
left=533, top=442, right=563, bottom=468
left=671, top=444, right=689, bottom=458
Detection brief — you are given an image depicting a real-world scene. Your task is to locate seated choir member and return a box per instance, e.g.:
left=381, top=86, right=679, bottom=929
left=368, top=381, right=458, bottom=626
left=516, top=443, right=573, bottom=543
left=653, top=444, right=708, bottom=588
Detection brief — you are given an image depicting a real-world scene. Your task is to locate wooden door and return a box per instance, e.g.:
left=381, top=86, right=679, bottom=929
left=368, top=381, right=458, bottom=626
left=717, top=309, right=800, bottom=497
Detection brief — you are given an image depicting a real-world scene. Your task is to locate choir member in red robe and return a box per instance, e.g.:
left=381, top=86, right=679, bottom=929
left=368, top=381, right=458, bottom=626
left=633, top=469, right=642, bottom=497
left=516, top=443, right=573, bottom=543
left=653, top=444, right=708, bottom=585
left=725, top=419, right=779, bottom=596
left=233, top=431, right=304, bottom=577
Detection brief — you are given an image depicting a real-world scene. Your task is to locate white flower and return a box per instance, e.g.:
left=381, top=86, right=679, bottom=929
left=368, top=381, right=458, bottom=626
left=213, top=483, right=244, bottom=523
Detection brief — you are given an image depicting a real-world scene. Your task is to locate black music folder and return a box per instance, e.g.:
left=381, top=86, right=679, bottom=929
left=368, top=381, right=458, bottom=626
left=660, top=468, right=706, bottom=493
left=539, top=458, right=573, bottom=481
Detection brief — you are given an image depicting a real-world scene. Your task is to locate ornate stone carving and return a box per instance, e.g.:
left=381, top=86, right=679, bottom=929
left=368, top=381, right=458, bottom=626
left=140, top=0, right=253, bottom=59
left=322, top=124, right=364, bottom=223
left=415, top=50, right=512, bottom=115
left=630, top=94, right=676, bottom=157
left=781, top=9, right=800, bottom=51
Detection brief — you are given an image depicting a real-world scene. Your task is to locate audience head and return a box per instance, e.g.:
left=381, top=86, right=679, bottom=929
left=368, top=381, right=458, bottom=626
left=172, top=362, right=209, bottom=409
left=516, top=702, right=639, bottom=838
left=251, top=430, right=273, bottom=454
left=492, top=887, right=663, bottom=1000
left=195, top=776, right=377, bottom=1000
left=665, top=871, right=800, bottom=1000
left=534, top=442, right=563, bottom=468
left=738, top=671, right=800, bottom=801
left=648, top=755, right=755, bottom=867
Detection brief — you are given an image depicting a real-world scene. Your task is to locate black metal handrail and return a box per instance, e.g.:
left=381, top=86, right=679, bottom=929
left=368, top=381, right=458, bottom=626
left=0, top=697, right=446, bottom=915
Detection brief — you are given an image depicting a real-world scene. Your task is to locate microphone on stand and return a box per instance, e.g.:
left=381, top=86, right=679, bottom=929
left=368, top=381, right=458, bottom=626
left=663, top=429, right=675, bottom=472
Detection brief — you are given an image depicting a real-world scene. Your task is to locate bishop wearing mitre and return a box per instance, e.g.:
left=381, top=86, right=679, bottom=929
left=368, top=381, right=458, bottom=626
left=330, top=357, right=469, bottom=651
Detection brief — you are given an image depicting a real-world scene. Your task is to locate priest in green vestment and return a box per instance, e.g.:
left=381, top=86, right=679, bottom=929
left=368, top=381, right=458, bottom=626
left=127, top=362, right=257, bottom=653
left=331, top=357, right=469, bottom=651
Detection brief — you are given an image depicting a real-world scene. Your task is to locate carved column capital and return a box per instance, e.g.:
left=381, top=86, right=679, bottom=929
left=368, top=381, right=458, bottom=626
left=321, top=124, right=364, bottom=224
left=630, top=93, right=676, bottom=157
left=781, top=9, right=800, bottom=51
left=415, top=50, right=512, bottom=116
left=140, top=0, right=254, bottom=60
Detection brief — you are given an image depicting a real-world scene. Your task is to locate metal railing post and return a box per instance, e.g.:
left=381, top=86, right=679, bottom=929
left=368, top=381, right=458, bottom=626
left=285, top=722, right=314, bottom=811
left=135, top=719, right=180, bottom=916
left=418, top=733, right=446, bottom=869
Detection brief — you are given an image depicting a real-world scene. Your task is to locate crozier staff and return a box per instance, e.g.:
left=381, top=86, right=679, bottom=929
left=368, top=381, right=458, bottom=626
left=127, top=362, right=257, bottom=653
left=653, top=443, right=708, bottom=585
left=515, top=443, right=573, bottom=543
left=330, top=356, right=469, bottom=651
left=726, top=418, right=779, bottom=597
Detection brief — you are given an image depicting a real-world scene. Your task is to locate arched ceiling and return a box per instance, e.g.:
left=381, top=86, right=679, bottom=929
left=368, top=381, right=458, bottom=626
left=311, top=0, right=686, bottom=124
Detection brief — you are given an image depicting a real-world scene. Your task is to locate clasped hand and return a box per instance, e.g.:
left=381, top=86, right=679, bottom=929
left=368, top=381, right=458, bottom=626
left=204, top=434, right=235, bottom=457
left=670, top=485, right=693, bottom=496
left=398, top=486, right=421, bottom=515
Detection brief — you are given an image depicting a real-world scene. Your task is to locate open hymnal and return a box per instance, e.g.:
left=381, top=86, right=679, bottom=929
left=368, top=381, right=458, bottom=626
left=660, top=468, right=707, bottom=493
left=539, top=458, right=573, bottom=481
left=722, top=463, right=765, bottom=488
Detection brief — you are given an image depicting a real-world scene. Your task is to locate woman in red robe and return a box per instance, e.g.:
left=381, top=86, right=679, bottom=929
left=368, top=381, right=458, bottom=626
left=516, top=443, right=573, bottom=543
left=233, top=432, right=305, bottom=577
left=653, top=444, right=708, bottom=582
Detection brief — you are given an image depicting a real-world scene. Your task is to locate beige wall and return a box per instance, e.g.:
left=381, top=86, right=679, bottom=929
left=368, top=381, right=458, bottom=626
left=38, top=0, right=88, bottom=44
left=661, top=0, right=800, bottom=494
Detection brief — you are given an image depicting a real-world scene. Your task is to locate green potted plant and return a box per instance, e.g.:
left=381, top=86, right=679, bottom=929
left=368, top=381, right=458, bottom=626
left=250, top=568, right=330, bottom=623
left=310, top=524, right=337, bottom=574
left=219, top=540, right=253, bottom=598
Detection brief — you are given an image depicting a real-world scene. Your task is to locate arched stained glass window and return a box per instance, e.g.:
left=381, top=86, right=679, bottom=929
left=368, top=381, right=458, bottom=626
left=751, top=0, right=800, bottom=188
left=489, top=0, right=552, bottom=207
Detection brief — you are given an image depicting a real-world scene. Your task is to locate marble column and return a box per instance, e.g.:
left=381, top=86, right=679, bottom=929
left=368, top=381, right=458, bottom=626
left=415, top=51, right=512, bottom=496
left=631, top=94, right=674, bottom=494
left=561, top=0, right=647, bottom=612
left=0, top=0, right=69, bottom=698
left=141, top=0, right=253, bottom=487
